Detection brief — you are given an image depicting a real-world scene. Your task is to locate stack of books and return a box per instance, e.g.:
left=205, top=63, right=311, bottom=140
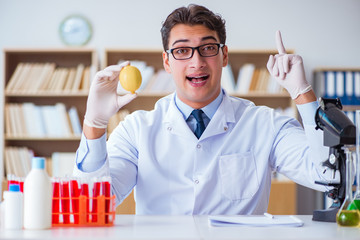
left=5, top=62, right=93, bottom=94
left=4, top=103, right=82, bottom=138
left=5, top=147, right=76, bottom=178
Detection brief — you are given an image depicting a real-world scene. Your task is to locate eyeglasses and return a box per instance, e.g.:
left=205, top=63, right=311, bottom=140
left=166, top=43, right=224, bottom=60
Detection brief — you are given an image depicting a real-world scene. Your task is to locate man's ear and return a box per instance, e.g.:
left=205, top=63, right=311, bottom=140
left=163, top=51, right=172, bottom=73
left=222, top=45, right=229, bottom=67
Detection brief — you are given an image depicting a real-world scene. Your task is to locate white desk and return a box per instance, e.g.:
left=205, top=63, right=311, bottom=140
left=1, top=215, right=359, bottom=239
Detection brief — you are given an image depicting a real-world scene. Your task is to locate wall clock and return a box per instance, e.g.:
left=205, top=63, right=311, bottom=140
left=59, top=15, right=92, bottom=46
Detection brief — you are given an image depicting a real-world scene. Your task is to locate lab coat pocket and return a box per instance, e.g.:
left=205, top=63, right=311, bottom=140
left=219, top=152, right=259, bottom=201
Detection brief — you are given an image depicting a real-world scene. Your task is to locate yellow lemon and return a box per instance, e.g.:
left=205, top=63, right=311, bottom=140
left=119, top=65, right=142, bottom=94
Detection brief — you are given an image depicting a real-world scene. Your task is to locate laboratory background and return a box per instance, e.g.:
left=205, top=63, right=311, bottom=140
left=0, top=0, right=359, bottom=215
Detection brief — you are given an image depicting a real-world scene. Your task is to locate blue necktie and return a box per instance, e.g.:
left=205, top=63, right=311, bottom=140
left=191, top=109, right=206, bottom=139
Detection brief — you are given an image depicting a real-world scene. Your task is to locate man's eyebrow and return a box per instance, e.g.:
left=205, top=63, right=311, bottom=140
left=171, top=36, right=218, bottom=47
left=171, top=39, right=189, bottom=46
left=201, top=36, right=217, bottom=42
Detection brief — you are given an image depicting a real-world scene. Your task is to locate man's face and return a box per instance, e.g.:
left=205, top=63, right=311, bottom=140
left=163, top=24, right=228, bottom=109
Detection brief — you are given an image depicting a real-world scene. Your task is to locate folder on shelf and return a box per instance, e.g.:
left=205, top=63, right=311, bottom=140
left=324, top=71, right=336, bottom=98
left=355, top=72, right=360, bottom=104
left=208, top=215, right=304, bottom=227
left=345, top=71, right=354, bottom=105
left=336, top=71, right=351, bottom=105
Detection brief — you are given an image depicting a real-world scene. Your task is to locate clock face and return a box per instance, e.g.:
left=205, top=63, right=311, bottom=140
left=59, top=15, right=92, bottom=46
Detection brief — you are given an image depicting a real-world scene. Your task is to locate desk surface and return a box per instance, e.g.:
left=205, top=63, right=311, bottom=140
left=1, top=215, right=359, bottom=240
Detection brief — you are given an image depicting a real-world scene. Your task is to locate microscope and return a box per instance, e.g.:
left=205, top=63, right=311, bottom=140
left=312, top=98, right=356, bottom=222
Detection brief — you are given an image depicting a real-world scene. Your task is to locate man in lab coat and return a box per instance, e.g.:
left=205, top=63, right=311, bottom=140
left=74, top=4, right=330, bottom=215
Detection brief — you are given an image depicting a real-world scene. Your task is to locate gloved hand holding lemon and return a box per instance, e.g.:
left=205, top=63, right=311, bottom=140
left=84, top=62, right=139, bottom=129
left=119, top=65, right=142, bottom=94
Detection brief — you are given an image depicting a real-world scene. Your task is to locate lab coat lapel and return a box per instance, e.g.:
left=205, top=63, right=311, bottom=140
left=163, top=96, right=195, bottom=139
left=200, top=93, right=236, bottom=139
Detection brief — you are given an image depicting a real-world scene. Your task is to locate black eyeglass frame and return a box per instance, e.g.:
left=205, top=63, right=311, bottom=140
left=166, top=43, right=225, bottom=60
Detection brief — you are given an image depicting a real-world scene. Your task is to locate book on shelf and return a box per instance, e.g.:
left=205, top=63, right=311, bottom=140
left=5, top=62, right=91, bottom=94
left=42, top=105, right=64, bottom=137
left=4, top=146, right=34, bottom=178
left=22, top=102, right=46, bottom=137
left=80, top=66, right=91, bottom=91
left=53, top=68, right=70, bottom=92
left=5, top=103, right=82, bottom=138
left=30, top=63, right=56, bottom=93
left=5, top=62, right=24, bottom=92
left=235, top=63, right=255, bottom=94
left=68, top=106, right=82, bottom=136
left=55, top=103, right=73, bottom=137
left=5, top=104, right=19, bottom=136
left=221, top=64, right=235, bottom=94
left=11, top=63, right=32, bottom=93
left=63, top=67, right=76, bottom=91
left=51, top=152, right=76, bottom=177
left=71, top=64, right=85, bottom=92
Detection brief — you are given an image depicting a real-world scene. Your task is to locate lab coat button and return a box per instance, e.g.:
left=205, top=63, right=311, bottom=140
left=196, top=144, right=201, bottom=149
left=224, top=126, right=228, bottom=131
left=167, top=127, right=172, bottom=131
left=194, top=179, right=199, bottom=184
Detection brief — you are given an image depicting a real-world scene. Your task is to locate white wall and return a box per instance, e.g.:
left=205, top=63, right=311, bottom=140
left=1, top=0, right=360, bottom=79
left=0, top=0, right=359, bottom=205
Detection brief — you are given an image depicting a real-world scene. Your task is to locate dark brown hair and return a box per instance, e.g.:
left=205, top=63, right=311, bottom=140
left=160, top=4, right=226, bottom=51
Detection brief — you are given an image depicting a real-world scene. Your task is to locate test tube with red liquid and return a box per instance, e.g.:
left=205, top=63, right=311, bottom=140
left=52, top=178, right=60, bottom=224
left=60, top=179, right=71, bottom=224
left=19, top=177, right=24, bottom=193
left=70, top=178, right=80, bottom=224
left=92, top=178, right=101, bottom=223
left=102, top=176, right=112, bottom=223
left=80, top=178, right=90, bottom=223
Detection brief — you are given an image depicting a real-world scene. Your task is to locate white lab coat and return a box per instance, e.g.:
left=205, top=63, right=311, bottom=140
left=74, top=91, right=330, bottom=215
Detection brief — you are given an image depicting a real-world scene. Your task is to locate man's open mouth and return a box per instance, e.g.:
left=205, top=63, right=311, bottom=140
left=186, top=74, right=209, bottom=83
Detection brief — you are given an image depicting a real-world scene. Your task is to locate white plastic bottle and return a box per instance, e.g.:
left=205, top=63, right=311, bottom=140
left=3, top=184, right=23, bottom=229
left=24, top=157, right=53, bottom=229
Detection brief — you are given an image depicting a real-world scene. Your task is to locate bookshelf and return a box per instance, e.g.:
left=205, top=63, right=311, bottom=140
left=1, top=48, right=299, bottom=213
left=105, top=48, right=297, bottom=214
left=2, top=48, right=98, bottom=184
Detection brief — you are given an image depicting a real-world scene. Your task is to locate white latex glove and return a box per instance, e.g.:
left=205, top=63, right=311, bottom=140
left=267, top=30, right=312, bottom=99
left=84, top=61, right=137, bottom=128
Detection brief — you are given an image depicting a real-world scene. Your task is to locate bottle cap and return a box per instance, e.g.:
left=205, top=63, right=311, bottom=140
left=9, top=184, right=20, bottom=192
left=32, top=157, right=45, bottom=169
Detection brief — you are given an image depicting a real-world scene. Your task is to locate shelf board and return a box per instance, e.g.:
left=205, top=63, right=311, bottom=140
left=5, top=91, right=89, bottom=97
left=343, top=105, right=360, bottom=111
left=233, top=92, right=290, bottom=98
left=5, top=136, right=81, bottom=141
left=314, top=67, right=360, bottom=72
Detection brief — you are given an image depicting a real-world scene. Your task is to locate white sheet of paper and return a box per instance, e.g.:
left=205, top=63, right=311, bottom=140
left=208, top=215, right=304, bottom=227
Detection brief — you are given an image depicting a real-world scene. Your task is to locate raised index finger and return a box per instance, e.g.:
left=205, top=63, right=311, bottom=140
left=276, top=30, right=286, bottom=54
